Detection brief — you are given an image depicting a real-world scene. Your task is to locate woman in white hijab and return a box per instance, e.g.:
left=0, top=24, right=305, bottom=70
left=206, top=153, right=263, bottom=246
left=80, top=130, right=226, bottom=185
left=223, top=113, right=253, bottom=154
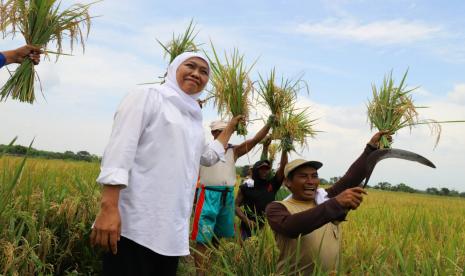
left=90, top=52, right=242, bottom=275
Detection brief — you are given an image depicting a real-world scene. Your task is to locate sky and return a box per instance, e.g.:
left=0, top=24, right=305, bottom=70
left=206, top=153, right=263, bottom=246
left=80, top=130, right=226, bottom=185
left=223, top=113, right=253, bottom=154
left=1, top=0, right=464, bottom=192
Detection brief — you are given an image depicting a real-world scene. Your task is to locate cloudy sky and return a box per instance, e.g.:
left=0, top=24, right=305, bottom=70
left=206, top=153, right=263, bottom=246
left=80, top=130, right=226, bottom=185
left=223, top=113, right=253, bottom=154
left=1, top=0, right=464, bottom=192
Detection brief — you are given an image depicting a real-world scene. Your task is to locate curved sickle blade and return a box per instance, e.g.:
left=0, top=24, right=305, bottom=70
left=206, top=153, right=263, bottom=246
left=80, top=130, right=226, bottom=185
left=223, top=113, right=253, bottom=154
left=363, top=148, right=436, bottom=188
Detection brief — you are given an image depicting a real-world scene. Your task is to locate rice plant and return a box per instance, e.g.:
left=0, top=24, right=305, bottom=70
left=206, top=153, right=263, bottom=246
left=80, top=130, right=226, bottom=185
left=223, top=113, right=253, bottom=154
left=274, top=107, right=319, bottom=153
left=1, top=153, right=465, bottom=274
left=207, top=43, right=255, bottom=135
left=0, top=154, right=101, bottom=274
left=267, top=143, right=278, bottom=167
left=157, top=19, right=200, bottom=65
left=256, top=68, right=303, bottom=128
left=0, top=0, right=94, bottom=103
left=367, top=70, right=464, bottom=149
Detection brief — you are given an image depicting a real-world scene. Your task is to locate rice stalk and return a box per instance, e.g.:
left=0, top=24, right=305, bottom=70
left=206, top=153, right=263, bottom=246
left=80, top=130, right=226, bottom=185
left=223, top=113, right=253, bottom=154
left=274, top=107, right=319, bottom=153
left=207, top=43, right=255, bottom=135
left=0, top=0, right=94, bottom=103
left=267, top=143, right=278, bottom=167
left=256, top=68, right=302, bottom=128
left=157, top=19, right=200, bottom=65
left=367, top=70, right=465, bottom=148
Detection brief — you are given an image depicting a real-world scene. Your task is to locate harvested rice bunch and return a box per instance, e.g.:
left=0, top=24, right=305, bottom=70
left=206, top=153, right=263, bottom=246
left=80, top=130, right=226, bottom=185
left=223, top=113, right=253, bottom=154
left=256, top=68, right=301, bottom=128
left=0, top=0, right=94, bottom=103
left=274, top=108, right=318, bottom=153
left=367, top=70, right=462, bottom=149
left=208, top=44, right=254, bottom=135
left=157, top=19, right=200, bottom=65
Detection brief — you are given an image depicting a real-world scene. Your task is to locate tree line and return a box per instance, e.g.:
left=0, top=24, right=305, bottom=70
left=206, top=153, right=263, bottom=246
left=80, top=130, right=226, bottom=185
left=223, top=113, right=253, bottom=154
left=0, top=144, right=100, bottom=162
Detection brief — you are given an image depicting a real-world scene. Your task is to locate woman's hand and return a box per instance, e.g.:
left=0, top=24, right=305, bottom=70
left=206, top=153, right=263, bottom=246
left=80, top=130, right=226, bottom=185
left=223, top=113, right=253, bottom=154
left=90, top=185, right=122, bottom=255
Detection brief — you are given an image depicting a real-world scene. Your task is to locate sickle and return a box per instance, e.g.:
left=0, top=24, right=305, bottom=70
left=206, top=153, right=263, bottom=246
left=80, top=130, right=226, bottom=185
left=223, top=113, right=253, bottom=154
left=363, top=148, right=436, bottom=188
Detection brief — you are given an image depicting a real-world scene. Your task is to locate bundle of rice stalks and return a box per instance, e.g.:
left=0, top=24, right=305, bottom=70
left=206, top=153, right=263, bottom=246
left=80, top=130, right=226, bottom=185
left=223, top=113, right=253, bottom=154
left=0, top=0, right=94, bottom=103
left=157, top=19, right=200, bottom=65
left=274, top=108, right=318, bottom=153
left=256, top=69, right=302, bottom=128
left=267, top=143, right=279, bottom=166
left=208, top=44, right=254, bottom=135
left=367, top=70, right=464, bottom=148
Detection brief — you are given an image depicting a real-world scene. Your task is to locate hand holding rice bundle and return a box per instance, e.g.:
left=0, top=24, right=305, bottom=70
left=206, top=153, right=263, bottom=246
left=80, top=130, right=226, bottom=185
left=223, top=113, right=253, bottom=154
left=0, top=0, right=94, bottom=103
left=207, top=44, right=254, bottom=135
left=367, top=70, right=465, bottom=149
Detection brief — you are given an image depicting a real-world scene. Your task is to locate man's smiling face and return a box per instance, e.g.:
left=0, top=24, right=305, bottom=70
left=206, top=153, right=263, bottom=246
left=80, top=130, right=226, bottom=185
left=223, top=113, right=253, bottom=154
left=286, top=165, right=320, bottom=201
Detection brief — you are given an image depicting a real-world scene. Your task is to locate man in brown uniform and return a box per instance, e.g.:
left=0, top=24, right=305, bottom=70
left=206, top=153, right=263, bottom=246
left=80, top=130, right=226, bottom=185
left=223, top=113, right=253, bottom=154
left=266, top=131, right=388, bottom=275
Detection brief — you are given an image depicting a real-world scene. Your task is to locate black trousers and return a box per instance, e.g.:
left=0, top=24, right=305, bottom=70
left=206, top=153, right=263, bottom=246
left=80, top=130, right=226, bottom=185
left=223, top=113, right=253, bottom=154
left=102, top=236, right=179, bottom=276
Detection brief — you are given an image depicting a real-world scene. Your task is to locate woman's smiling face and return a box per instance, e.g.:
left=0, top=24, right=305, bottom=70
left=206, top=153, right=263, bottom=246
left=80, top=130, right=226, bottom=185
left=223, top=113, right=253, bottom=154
left=176, top=57, right=209, bottom=95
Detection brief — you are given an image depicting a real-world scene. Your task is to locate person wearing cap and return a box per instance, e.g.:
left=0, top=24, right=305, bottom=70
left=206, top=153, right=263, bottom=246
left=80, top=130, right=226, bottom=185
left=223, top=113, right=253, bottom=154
left=265, top=131, right=389, bottom=275
left=90, top=52, right=242, bottom=276
left=191, top=117, right=274, bottom=275
left=235, top=147, right=288, bottom=239
left=0, top=45, right=42, bottom=69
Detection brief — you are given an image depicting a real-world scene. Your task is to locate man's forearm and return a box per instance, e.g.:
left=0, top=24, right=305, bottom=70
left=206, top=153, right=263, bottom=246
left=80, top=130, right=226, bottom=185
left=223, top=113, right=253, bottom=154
left=216, top=122, right=235, bottom=148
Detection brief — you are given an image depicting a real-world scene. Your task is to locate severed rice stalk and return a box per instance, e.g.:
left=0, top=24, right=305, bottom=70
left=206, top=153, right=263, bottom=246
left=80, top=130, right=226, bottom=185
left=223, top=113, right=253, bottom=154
left=157, top=19, right=200, bottom=65
left=367, top=70, right=464, bottom=149
left=207, top=43, right=254, bottom=135
left=274, top=107, right=319, bottom=153
left=256, top=68, right=303, bottom=128
left=267, top=143, right=279, bottom=167
left=0, top=0, right=94, bottom=103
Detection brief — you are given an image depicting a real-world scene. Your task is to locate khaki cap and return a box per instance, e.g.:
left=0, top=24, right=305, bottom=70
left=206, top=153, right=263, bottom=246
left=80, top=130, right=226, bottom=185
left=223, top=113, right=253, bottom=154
left=284, top=159, right=323, bottom=178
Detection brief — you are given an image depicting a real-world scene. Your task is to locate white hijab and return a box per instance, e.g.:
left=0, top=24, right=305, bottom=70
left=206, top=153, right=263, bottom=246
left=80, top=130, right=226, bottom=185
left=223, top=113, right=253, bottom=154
left=157, top=52, right=210, bottom=122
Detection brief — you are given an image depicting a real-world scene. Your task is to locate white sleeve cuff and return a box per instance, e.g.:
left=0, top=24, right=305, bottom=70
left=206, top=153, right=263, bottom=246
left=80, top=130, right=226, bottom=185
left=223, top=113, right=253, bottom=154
left=96, top=167, right=129, bottom=187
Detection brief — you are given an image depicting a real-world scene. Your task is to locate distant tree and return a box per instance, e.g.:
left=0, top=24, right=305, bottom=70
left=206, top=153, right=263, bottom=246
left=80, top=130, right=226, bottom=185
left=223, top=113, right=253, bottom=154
left=10, top=145, right=28, bottom=155
left=440, top=187, right=450, bottom=196
left=319, top=178, right=329, bottom=185
left=329, top=177, right=341, bottom=184
left=460, top=192, right=465, bottom=198
left=77, top=151, right=92, bottom=162
left=393, top=183, right=416, bottom=193
left=77, top=150, right=90, bottom=156
left=374, top=182, right=392, bottom=190
left=64, top=151, right=75, bottom=160
left=426, top=187, right=439, bottom=195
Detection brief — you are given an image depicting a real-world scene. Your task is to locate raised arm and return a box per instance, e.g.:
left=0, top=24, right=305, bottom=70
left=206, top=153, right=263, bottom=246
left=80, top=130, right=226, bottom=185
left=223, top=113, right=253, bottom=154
left=200, top=115, right=243, bottom=166
left=272, top=149, right=288, bottom=191
left=234, top=117, right=272, bottom=160
left=326, top=131, right=391, bottom=197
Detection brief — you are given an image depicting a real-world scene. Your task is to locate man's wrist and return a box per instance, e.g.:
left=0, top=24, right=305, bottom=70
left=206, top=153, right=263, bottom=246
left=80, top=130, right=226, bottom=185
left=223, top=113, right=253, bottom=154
left=1, top=50, right=16, bottom=64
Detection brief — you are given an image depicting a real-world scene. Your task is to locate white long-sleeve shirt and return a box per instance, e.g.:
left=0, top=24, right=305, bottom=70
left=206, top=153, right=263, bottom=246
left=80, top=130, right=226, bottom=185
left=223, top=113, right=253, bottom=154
left=96, top=87, right=224, bottom=256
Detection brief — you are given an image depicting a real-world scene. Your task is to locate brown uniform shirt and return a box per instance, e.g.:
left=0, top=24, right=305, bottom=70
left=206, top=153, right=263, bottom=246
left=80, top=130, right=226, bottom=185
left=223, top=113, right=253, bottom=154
left=266, top=144, right=376, bottom=274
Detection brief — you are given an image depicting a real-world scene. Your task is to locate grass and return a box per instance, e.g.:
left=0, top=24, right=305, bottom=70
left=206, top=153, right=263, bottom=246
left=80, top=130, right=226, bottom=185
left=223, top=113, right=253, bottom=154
left=1, top=155, right=464, bottom=275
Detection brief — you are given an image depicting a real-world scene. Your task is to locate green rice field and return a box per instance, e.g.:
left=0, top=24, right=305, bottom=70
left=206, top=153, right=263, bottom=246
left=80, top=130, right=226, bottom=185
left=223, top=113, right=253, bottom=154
left=1, top=156, right=464, bottom=275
